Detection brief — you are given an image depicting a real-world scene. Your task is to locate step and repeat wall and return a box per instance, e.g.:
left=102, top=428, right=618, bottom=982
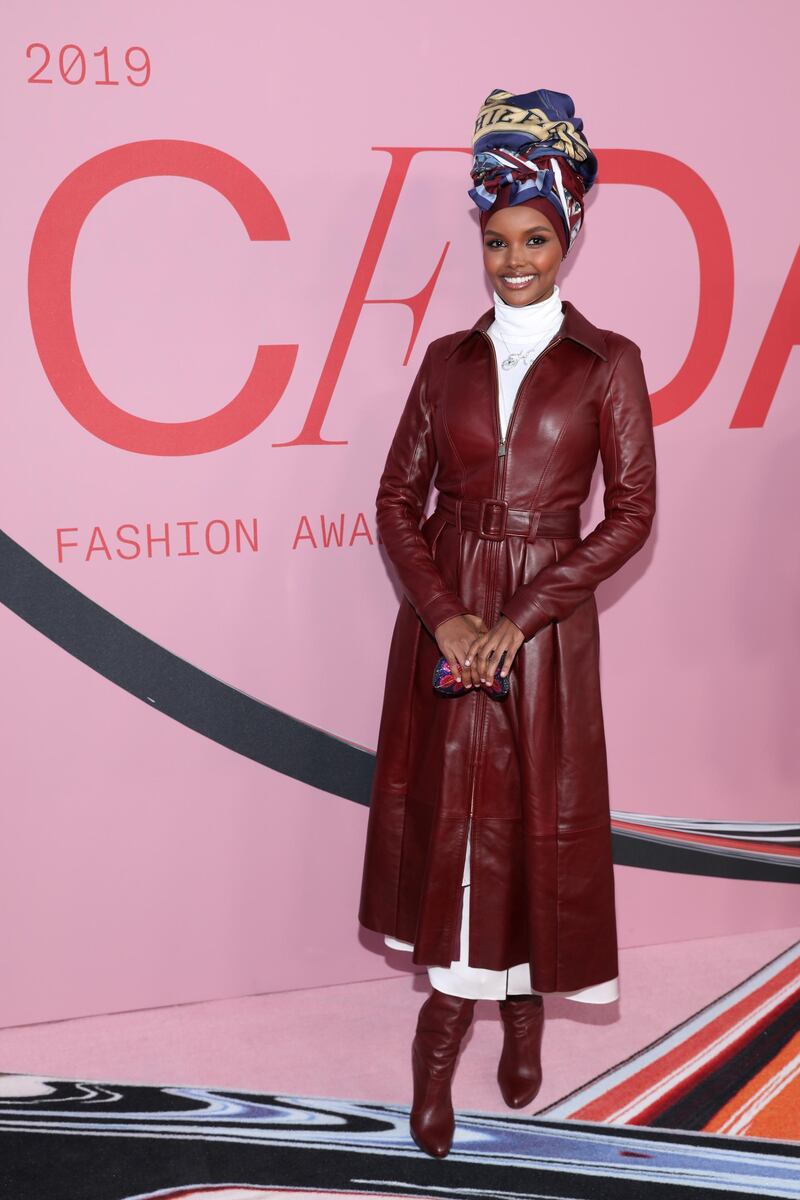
left=1, top=0, right=797, bottom=1024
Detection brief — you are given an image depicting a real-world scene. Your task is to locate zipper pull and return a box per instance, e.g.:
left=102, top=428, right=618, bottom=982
left=498, top=439, right=506, bottom=458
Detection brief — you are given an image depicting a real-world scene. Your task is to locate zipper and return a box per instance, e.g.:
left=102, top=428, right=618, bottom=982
left=464, top=333, right=503, bottom=830
left=483, top=330, right=564, bottom=461
left=463, top=331, right=566, bottom=824
left=467, top=328, right=566, bottom=824
left=457, top=328, right=565, bottom=957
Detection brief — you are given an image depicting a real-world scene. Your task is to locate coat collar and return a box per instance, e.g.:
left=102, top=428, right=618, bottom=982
left=442, top=298, right=608, bottom=362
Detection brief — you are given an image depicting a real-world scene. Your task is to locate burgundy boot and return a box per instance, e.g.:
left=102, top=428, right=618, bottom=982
left=497, top=993, right=545, bottom=1108
left=410, top=988, right=476, bottom=1157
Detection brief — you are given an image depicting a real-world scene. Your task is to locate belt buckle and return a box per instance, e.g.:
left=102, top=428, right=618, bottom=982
left=478, top=497, right=508, bottom=540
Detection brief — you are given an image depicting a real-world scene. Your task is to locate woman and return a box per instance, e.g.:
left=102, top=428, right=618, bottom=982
left=358, top=87, right=657, bottom=1158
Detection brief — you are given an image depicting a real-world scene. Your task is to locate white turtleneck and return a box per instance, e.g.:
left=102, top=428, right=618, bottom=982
left=487, top=283, right=565, bottom=440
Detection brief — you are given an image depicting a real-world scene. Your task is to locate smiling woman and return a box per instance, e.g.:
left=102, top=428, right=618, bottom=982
left=358, top=86, right=657, bottom=1158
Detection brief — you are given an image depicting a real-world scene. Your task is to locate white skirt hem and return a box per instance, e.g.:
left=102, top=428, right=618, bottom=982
left=383, top=823, right=620, bottom=1004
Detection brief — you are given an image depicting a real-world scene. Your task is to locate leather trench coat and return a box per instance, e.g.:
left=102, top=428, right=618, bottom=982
left=358, top=298, right=657, bottom=993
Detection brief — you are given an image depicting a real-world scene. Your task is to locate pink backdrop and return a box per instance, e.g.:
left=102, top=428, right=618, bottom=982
left=1, top=0, right=798, bottom=1027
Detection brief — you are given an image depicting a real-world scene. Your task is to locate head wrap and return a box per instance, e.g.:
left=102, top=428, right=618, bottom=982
left=468, top=88, right=598, bottom=258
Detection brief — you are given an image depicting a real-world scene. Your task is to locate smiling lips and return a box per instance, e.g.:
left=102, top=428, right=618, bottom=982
left=501, top=274, right=536, bottom=288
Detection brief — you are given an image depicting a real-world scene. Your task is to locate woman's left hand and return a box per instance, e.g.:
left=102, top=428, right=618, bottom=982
left=462, top=615, right=525, bottom=690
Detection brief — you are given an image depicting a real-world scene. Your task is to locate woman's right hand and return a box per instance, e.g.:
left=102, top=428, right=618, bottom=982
left=434, top=613, right=489, bottom=689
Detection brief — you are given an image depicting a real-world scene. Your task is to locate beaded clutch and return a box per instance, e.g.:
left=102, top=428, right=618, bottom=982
left=432, top=652, right=510, bottom=699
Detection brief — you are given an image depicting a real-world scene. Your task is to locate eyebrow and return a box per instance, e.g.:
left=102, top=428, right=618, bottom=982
left=483, top=225, right=551, bottom=236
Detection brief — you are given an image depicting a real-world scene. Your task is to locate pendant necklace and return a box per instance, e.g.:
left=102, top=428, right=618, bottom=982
left=495, top=329, right=542, bottom=371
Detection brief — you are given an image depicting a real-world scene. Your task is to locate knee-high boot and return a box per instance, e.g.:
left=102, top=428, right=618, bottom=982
left=410, top=987, right=476, bottom=1158
left=497, top=993, right=544, bottom=1108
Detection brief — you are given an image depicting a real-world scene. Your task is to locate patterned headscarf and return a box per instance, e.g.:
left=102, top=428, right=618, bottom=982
left=468, top=88, right=598, bottom=258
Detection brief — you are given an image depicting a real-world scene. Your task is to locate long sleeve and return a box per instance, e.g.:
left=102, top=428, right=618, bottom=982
left=376, top=344, right=469, bottom=638
left=501, top=340, right=657, bottom=639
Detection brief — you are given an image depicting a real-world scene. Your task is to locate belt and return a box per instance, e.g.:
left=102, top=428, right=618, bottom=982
left=434, top=493, right=581, bottom=541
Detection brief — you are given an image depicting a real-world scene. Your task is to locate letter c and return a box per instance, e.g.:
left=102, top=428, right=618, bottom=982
left=28, top=140, right=297, bottom=455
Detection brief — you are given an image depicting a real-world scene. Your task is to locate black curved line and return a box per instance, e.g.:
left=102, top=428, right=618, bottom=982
left=3, top=527, right=796, bottom=886
left=612, top=830, right=799, bottom=884
left=0, top=530, right=375, bottom=805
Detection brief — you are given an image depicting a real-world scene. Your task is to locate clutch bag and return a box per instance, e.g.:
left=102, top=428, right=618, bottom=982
left=432, top=652, right=509, bottom=699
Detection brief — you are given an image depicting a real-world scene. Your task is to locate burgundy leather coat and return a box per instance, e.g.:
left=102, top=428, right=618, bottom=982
left=358, top=298, right=657, bottom=993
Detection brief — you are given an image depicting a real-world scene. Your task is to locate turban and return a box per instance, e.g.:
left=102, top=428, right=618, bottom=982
left=468, top=88, right=598, bottom=258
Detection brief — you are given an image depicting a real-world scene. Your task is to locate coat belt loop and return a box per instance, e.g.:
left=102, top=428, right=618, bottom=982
left=456, top=498, right=462, bottom=534
left=530, top=509, right=542, bottom=538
